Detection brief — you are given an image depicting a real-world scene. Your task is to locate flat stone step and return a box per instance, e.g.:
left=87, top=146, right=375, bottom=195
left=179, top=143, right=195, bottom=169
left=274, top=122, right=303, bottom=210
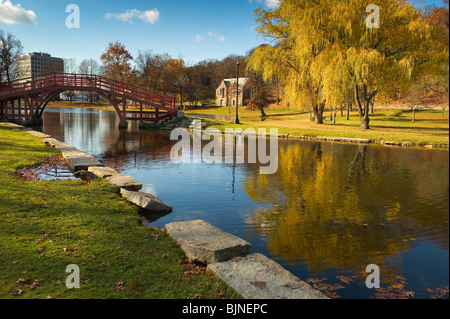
left=120, top=188, right=172, bottom=213
left=65, top=155, right=103, bottom=172
left=208, top=253, right=329, bottom=299
left=88, top=166, right=120, bottom=179
left=165, top=220, right=251, bottom=264
left=106, top=174, right=143, bottom=191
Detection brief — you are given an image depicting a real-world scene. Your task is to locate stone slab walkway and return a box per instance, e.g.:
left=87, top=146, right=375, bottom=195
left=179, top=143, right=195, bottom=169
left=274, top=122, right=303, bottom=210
left=165, top=220, right=328, bottom=299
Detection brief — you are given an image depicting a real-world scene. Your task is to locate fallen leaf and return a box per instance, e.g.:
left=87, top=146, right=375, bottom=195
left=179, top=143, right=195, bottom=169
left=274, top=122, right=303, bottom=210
left=12, top=288, right=23, bottom=296
left=114, top=282, right=125, bottom=291
left=337, top=275, right=354, bottom=285
left=251, top=281, right=266, bottom=289
left=15, top=278, right=26, bottom=286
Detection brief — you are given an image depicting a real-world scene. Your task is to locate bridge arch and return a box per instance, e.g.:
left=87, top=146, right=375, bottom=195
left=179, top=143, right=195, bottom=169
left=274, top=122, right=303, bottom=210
left=0, top=73, right=177, bottom=126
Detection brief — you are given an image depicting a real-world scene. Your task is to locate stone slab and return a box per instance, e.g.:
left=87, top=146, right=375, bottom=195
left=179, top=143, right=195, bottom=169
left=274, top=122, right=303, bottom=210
left=165, top=220, right=251, bottom=264
left=88, top=166, right=120, bottom=179
left=106, top=174, right=143, bottom=191
left=120, top=188, right=172, bottom=213
left=208, top=253, right=329, bottom=299
left=19, top=128, right=51, bottom=138
left=65, top=155, right=104, bottom=172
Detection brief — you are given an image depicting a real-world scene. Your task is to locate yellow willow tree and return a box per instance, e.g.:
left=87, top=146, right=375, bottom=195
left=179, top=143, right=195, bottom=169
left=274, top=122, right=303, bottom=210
left=249, top=0, right=433, bottom=129
left=315, top=0, right=432, bottom=130
left=248, top=1, right=335, bottom=124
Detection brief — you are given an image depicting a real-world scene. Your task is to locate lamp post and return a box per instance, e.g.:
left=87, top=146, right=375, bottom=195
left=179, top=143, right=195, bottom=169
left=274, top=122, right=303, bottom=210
left=234, top=62, right=240, bottom=124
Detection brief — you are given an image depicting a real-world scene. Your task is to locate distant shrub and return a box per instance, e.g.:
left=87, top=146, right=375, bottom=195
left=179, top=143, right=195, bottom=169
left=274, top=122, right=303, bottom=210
left=386, top=110, right=403, bottom=117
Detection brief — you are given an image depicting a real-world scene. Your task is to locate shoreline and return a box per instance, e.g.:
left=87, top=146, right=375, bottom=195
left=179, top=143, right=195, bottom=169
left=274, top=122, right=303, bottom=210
left=153, top=116, right=450, bottom=151
left=1, top=122, right=328, bottom=299
left=43, top=103, right=449, bottom=149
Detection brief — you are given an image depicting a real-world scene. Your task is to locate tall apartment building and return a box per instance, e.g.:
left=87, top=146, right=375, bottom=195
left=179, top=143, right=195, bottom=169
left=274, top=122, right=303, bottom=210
left=16, top=52, right=64, bottom=79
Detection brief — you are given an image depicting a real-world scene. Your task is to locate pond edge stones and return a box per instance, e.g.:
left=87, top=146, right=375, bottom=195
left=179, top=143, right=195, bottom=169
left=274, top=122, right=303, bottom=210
left=166, top=220, right=251, bottom=264
left=165, top=220, right=328, bottom=299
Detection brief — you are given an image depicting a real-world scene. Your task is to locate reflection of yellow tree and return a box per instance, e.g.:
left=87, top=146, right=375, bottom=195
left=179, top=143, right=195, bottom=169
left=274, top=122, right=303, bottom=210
left=244, top=141, right=449, bottom=281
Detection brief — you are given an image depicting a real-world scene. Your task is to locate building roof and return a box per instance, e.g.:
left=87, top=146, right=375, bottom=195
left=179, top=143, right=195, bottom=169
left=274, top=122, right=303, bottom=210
left=221, top=78, right=249, bottom=89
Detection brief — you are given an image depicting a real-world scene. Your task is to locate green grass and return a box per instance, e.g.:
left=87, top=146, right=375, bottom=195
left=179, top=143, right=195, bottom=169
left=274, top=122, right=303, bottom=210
left=186, top=106, right=449, bottom=146
left=0, top=124, right=241, bottom=299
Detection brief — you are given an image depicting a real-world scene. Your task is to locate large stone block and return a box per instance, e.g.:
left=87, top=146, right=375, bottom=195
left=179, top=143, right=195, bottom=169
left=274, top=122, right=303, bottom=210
left=106, top=174, right=143, bottom=191
left=88, top=166, right=120, bottom=179
left=208, top=253, right=329, bottom=299
left=165, top=220, right=251, bottom=265
left=65, top=155, right=103, bottom=172
left=120, top=188, right=172, bottom=214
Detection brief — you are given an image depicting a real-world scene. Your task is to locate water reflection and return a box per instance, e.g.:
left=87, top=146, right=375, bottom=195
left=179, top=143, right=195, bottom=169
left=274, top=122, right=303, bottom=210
left=40, top=107, right=449, bottom=299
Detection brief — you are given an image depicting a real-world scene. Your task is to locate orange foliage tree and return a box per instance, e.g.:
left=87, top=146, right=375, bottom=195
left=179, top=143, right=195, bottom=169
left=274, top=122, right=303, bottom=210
left=100, top=41, right=133, bottom=83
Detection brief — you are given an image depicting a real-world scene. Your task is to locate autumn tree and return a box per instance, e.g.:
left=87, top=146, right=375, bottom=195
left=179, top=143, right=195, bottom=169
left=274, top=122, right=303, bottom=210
left=100, top=41, right=133, bottom=83
left=249, top=0, right=433, bottom=129
left=424, top=1, right=449, bottom=116
left=136, top=50, right=170, bottom=92
left=165, top=58, right=187, bottom=109
left=314, top=0, right=433, bottom=130
left=248, top=3, right=331, bottom=124
left=246, top=69, right=272, bottom=117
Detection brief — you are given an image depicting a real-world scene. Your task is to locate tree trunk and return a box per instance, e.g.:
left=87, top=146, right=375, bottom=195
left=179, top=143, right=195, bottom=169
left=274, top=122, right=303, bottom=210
left=314, top=103, right=325, bottom=124
left=180, top=87, right=184, bottom=112
left=360, top=114, right=370, bottom=130
left=412, top=108, right=416, bottom=123
left=347, top=103, right=350, bottom=120
left=260, top=107, right=267, bottom=117
left=354, top=84, right=376, bottom=130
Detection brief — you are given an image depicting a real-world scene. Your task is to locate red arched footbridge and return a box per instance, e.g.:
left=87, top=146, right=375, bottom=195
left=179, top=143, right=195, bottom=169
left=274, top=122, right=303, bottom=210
left=0, top=73, right=178, bottom=127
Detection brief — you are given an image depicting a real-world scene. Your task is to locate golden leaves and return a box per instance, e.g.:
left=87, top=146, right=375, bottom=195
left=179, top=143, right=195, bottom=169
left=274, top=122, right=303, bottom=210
left=427, top=286, right=449, bottom=299
left=306, top=277, right=345, bottom=299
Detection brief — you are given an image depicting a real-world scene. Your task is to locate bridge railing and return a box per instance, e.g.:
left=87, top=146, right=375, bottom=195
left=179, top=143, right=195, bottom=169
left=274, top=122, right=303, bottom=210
left=0, top=73, right=176, bottom=110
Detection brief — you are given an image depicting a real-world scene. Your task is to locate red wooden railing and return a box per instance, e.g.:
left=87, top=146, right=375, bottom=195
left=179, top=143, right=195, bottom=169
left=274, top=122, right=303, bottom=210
left=0, top=73, right=176, bottom=110
left=0, top=73, right=177, bottom=123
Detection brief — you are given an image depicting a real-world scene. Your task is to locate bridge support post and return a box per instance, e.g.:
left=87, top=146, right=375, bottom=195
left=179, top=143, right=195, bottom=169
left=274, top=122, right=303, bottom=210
left=118, top=121, right=128, bottom=129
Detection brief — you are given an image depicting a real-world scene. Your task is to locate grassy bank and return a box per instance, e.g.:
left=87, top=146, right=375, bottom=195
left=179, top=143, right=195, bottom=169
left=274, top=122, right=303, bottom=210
left=0, top=124, right=240, bottom=299
left=186, top=105, right=449, bottom=146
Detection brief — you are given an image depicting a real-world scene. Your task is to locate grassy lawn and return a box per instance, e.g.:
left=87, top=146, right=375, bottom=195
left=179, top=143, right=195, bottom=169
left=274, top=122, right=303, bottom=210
left=0, top=124, right=240, bottom=299
left=186, top=105, right=450, bottom=146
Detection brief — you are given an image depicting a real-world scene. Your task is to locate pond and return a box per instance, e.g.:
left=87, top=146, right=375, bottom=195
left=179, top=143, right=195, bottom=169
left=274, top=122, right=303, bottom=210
left=39, top=107, right=449, bottom=299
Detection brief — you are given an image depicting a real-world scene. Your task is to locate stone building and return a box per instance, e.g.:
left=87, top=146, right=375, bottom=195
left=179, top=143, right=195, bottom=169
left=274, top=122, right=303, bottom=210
left=216, top=78, right=250, bottom=107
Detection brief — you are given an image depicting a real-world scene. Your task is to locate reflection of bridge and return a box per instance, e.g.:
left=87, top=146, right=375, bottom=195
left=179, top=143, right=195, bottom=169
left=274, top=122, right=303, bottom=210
left=0, top=73, right=177, bottom=127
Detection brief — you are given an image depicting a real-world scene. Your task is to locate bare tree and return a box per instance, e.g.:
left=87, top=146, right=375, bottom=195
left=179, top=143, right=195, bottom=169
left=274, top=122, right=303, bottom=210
left=0, top=30, right=23, bottom=84
left=63, top=58, right=77, bottom=102
left=79, top=59, right=102, bottom=103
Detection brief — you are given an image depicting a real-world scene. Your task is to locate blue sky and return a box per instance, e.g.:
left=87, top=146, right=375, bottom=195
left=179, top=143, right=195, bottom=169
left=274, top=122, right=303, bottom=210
left=0, top=0, right=445, bottom=67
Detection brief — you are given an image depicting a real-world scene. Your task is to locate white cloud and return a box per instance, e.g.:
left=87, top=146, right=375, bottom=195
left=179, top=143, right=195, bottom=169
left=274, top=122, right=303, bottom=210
left=192, top=34, right=202, bottom=42
left=138, top=9, right=160, bottom=24
left=217, top=35, right=226, bottom=42
left=207, top=31, right=226, bottom=43
left=265, top=0, right=280, bottom=8
left=0, top=0, right=36, bottom=25
left=104, top=8, right=160, bottom=24
left=249, top=0, right=280, bottom=9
